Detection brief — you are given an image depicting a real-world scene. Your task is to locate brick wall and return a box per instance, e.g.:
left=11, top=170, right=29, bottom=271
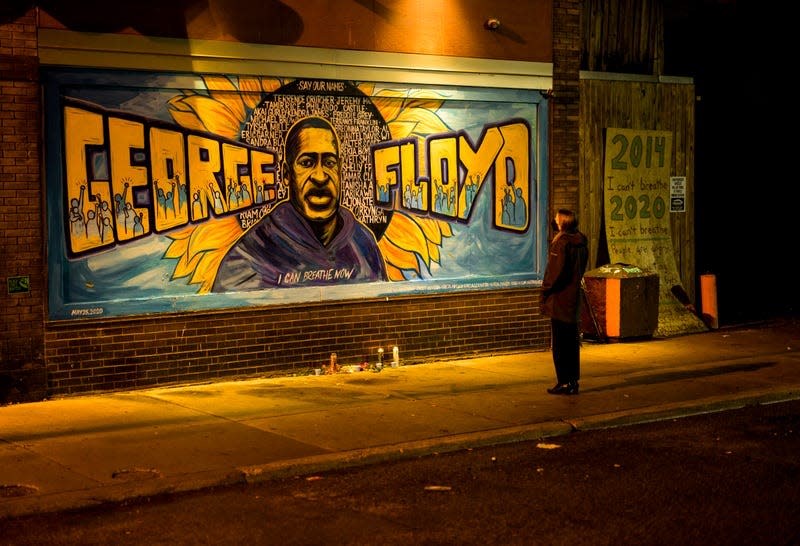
left=45, top=290, right=548, bottom=396
left=0, top=8, right=45, bottom=373
left=550, top=0, right=581, bottom=214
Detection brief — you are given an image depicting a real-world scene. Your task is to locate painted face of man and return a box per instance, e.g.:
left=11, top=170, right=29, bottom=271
left=286, top=127, right=341, bottom=223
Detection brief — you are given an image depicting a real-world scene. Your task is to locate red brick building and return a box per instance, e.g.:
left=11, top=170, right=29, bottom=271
left=3, top=1, right=706, bottom=400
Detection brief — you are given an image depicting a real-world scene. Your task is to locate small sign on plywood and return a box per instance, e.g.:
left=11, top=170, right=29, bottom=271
left=670, top=176, right=686, bottom=212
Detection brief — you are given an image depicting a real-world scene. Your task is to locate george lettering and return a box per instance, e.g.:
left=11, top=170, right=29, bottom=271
left=63, top=100, right=278, bottom=257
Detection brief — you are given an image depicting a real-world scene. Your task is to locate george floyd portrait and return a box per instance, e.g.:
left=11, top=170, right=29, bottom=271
left=212, top=115, right=387, bottom=291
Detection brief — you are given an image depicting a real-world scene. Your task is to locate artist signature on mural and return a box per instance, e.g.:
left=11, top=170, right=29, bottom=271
left=70, top=307, right=104, bottom=317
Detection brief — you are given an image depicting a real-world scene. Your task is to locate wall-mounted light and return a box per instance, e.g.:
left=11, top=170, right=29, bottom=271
left=485, top=18, right=500, bottom=31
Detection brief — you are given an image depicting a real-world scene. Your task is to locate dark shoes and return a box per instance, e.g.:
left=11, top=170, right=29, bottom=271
left=547, top=382, right=579, bottom=395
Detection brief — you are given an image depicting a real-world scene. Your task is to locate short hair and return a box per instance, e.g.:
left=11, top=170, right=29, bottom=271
left=555, top=208, right=578, bottom=232
left=283, top=116, right=339, bottom=166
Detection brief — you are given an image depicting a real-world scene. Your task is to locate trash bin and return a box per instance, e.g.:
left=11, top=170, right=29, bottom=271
left=580, top=263, right=659, bottom=340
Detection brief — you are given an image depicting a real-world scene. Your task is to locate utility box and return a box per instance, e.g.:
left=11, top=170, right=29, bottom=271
left=581, top=264, right=659, bottom=340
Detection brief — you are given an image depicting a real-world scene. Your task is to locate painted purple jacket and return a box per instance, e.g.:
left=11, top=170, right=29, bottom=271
left=212, top=201, right=387, bottom=292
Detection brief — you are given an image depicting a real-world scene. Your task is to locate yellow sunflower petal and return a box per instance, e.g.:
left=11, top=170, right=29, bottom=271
left=167, top=97, right=208, bottom=132
left=163, top=238, right=188, bottom=260
left=387, top=120, right=419, bottom=140
left=417, top=217, right=453, bottom=240
left=427, top=240, right=441, bottom=263
left=172, top=250, right=203, bottom=280
left=383, top=211, right=430, bottom=266
left=202, top=75, right=238, bottom=92
left=396, top=108, right=450, bottom=136
left=371, top=96, right=405, bottom=124
left=378, top=236, right=421, bottom=271
left=262, top=77, right=286, bottom=94
left=168, top=93, right=196, bottom=111
left=238, top=77, right=264, bottom=109
left=162, top=226, right=193, bottom=259
left=373, top=88, right=410, bottom=99
left=384, top=262, right=406, bottom=282
left=414, top=216, right=444, bottom=245
left=202, top=75, right=247, bottom=123
left=186, top=216, right=243, bottom=255
left=357, top=82, right=376, bottom=96
left=439, top=221, right=453, bottom=238
left=383, top=211, right=427, bottom=251
left=189, top=250, right=229, bottom=293
left=170, top=95, right=241, bottom=139
left=404, top=98, right=445, bottom=112
left=165, top=216, right=246, bottom=287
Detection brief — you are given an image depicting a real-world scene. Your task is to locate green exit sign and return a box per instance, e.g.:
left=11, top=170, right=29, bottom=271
left=8, top=276, right=30, bottom=294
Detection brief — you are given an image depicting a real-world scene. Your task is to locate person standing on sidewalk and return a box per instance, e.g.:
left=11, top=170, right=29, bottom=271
left=541, top=209, right=589, bottom=395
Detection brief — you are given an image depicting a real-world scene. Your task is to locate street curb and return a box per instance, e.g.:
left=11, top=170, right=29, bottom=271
left=240, top=420, right=575, bottom=484
left=3, top=388, right=799, bottom=521
left=569, top=388, right=800, bottom=431
left=238, top=388, right=800, bottom=488
left=0, top=468, right=246, bottom=521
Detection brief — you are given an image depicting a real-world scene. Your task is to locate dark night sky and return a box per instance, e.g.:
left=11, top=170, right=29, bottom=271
left=664, top=2, right=796, bottom=323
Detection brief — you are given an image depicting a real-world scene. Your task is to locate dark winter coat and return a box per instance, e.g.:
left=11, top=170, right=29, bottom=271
left=541, top=229, right=589, bottom=324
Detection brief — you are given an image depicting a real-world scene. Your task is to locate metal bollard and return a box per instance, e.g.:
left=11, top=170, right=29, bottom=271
left=700, top=274, right=718, bottom=329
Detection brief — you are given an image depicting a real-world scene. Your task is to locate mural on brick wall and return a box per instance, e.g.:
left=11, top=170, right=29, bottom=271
left=44, top=70, right=548, bottom=320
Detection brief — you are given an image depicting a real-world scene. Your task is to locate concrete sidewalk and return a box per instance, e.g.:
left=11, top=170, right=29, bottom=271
left=2, top=317, right=799, bottom=520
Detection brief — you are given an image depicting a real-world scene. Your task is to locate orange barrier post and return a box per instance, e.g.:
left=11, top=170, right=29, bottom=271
left=605, top=277, right=621, bottom=338
left=700, top=274, right=718, bottom=329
